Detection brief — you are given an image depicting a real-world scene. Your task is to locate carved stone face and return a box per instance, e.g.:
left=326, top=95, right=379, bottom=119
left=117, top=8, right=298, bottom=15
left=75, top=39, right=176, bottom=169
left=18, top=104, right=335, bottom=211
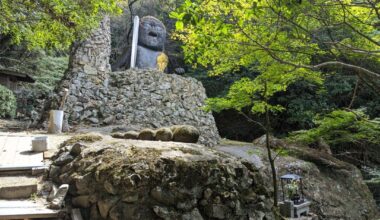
left=138, top=16, right=166, bottom=51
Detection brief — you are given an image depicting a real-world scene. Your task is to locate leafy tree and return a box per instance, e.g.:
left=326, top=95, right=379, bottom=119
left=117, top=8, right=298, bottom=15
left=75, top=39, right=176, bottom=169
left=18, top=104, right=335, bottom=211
left=0, top=0, right=124, bottom=49
left=205, top=74, right=322, bottom=207
left=289, top=109, right=380, bottom=146
left=171, top=0, right=380, bottom=92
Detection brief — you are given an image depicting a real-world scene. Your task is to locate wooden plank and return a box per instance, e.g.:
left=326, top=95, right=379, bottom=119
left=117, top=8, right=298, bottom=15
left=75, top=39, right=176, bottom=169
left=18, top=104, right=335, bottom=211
left=71, top=209, right=83, bottom=220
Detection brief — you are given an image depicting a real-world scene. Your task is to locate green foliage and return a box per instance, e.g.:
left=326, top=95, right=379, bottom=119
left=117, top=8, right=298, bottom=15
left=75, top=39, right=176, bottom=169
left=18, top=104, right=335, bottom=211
left=0, top=0, right=124, bottom=49
left=28, top=54, right=69, bottom=94
left=289, top=110, right=380, bottom=146
left=172, top=0, right=379, bottom=74
left=0, top=85, right=16, bottom=118
left=17, top=53, right=68, bottom=116
left=172, top=0, right=380, bottom=136
left=205, top=71, right=322, bottom=117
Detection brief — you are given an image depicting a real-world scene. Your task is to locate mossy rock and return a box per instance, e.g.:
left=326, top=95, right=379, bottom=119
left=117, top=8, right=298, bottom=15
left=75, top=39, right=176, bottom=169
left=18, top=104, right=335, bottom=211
left=111, top=132, right=125, bottom=139
left=155, top=127, right=173, bottom=141
left=172, top=125, right=200, bottom=143
left=124, top=131, right=139, bottom=140
left=138, top=129, right=156, bottom=141
left=60, top=133, right=103, bottom=148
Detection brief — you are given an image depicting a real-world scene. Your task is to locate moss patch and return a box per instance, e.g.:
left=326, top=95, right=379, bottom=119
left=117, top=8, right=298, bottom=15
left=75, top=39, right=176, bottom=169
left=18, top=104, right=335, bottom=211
left=173, top=147, right=202, bottom=155
left=60, top=133, right=103, bottom=148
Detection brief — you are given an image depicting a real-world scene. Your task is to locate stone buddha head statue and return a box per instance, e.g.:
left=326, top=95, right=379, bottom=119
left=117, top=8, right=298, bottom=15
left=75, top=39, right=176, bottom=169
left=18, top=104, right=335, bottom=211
left=138, top=16, right=166, bottom=51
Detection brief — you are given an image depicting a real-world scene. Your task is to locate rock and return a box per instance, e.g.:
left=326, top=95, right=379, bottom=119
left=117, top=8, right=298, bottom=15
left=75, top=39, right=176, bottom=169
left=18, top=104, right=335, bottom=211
left=103, top=116, right=115, bottom=125
left=138, top=129, right=155, bottom=141
left=90, top=203, right=101, bottom=220
left=205, top=204, right=226, bottom=219
left=203, top=188, right=213, bottom=200
left=153, top=206, right=180, bottom=220
left=150, top=186, right=176, bottom=205
left=53, top=152, right=74, bottom=166
left=50, top=136, right=278, bottom=220
left=98, top=197, right=119, bottom=219
left=177, top=199, right=197, bottom=211
left=49, top=184, right=69, bottom=209
left=172, top=125, right=200, bottom=143
left=72, top=195, right=91, bottom=208
left=49, top=165, right=60, bottom=180
left=104, top=180, right=117, bottom=195
left=174, top=68, right=186, bottom=75
left=47, top=184, right=58, bottom=202
left=75, top=173, right=92, bottom=195
left=155, top=127, right=173, bottom=141
left=182, top=208, right=204, bottom=220
left=88, top=117, right=99, bottom=124
left=70, top=143, right=84, bottom=156
left=124, top=131, right=139, bottom=139
left=111, top=132, right=125, bottom=139
left=122, top=192, right=139, bottom=203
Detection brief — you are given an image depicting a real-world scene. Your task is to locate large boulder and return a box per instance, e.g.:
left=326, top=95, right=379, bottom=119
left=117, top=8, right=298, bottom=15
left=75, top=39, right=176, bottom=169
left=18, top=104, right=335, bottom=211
left=50, top=134, right=276, bottom=220
left=218, top=140, right=380, bottom=220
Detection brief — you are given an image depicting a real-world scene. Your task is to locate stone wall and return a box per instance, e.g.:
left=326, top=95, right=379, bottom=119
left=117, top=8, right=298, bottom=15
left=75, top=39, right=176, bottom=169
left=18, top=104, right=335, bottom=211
left=49, top=16, right=111, bottom=115
left=50, top=16, right=220, bottom=146
left=65, top=69, right=219, bottom=146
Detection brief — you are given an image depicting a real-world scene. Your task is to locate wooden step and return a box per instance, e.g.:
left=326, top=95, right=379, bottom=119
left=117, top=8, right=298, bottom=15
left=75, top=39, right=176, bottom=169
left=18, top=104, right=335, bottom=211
left=0, top=200, right=60, bottom=219
left=0, top=176, right=37, bottom=199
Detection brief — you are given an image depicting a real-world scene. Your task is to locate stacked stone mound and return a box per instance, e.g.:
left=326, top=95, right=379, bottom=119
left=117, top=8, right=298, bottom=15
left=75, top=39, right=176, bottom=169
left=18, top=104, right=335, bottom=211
left=46, top=16, right=111, bottom=128
left=49, top=134, right=276, bottom=220
left=46, top=15, right=219, bottom=146
left=59, top=68, right=219, bottom=146
left=111, top=125, right=200, bottom=143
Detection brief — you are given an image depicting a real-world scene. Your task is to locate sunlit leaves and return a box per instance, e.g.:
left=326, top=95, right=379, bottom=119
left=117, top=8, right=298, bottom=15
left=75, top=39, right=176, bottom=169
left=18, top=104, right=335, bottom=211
left=0, top=0, right=124, bottom=49
left=289, top=109, right=380, bottom=146
left=172, top=0, right=378, bottom=117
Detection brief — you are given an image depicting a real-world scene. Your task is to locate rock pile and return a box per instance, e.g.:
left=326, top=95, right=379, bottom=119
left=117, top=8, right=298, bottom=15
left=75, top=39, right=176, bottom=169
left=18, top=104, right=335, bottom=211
left=111, top=125, right=200, bottom=143
left=49, top=134, right=276, bottom=220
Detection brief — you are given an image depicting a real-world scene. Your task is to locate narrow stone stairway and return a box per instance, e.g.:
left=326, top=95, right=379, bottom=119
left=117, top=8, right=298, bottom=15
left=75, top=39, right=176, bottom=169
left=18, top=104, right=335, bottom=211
left=0, top=133, right=61, bottom=219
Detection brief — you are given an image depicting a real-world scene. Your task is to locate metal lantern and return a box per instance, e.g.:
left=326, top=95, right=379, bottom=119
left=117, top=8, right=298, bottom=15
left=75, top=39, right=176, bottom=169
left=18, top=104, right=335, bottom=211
left=280, top=174, right=305, bottom=204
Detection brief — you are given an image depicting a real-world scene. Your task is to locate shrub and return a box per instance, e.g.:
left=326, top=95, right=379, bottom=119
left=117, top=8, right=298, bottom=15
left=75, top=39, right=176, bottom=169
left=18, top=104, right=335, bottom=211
left=0, top=85, right=16, bottom=118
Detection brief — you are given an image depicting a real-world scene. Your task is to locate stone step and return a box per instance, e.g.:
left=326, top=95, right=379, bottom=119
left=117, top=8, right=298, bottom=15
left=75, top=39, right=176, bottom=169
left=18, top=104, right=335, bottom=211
left=0, top=200, right=60, bottom=219
left=0, top=176, right=37, bottom=199
left=0, top=164, right=48, bottom=176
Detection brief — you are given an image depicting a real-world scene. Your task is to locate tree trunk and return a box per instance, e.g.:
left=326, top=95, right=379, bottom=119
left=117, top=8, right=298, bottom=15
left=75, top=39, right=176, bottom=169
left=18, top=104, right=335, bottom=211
left=264, top=82, right=278, bottom=207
